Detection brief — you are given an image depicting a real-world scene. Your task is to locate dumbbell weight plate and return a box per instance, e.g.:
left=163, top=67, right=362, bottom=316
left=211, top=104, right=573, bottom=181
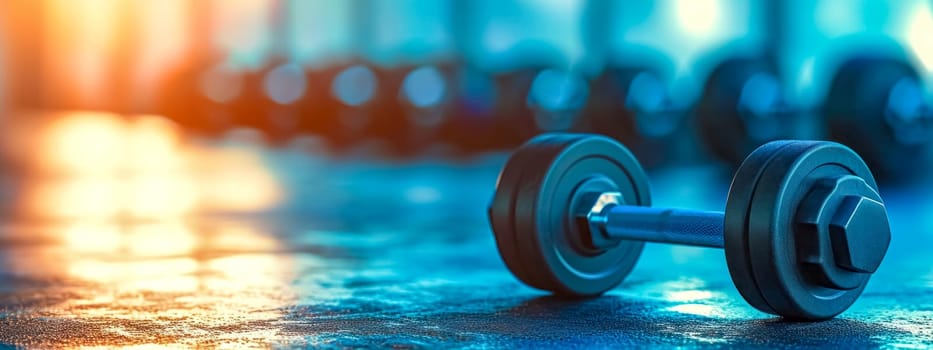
left=825, top=57, right=931, bottom=180
left=723, top=140, right=798, bottom=315
left=493, top=134, right=629, bottom=290
left=489, top=134, right=651, bottom=296
left=489, top=134, right=560, bottom=289
left=580, top=68, right=676, bottom=168
left=697, top=58, right=783, bottom=165
left=491, top=134, right=613, bottom=291
left=726, top=141, right=881, bottom=320
left=513, top=133, right=614, bottom=294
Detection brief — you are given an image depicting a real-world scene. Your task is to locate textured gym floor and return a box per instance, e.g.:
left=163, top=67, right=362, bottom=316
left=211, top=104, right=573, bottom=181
left=0, top=138, right=932, bottom=348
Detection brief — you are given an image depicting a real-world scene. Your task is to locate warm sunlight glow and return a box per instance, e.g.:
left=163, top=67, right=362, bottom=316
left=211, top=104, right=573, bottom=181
left=212, top=224, right=280, bottom=252
left=29, top=111, right=284, bottom=220
left=39, top=113, right=184, bottom=175
left=126, top=115, right=185, bottom=172
left=15, top=110, right=294, bottom=345
left=44, top=0, right=122, bottom=103
left=53, top=220, right=294, bottom=321
left=126, top=174, right=199, bottom=218
left=206, top=254, right=291, bottom=290
left=133, top=0, right=190, bottom=90
left=125, top=221, right=198, bottom=257
left=40, top=112, right=127, bottom=176
left=62, top=222, right=123, bottom=254
left=196, top=153, right=284, bottom=212
left=68, top=257, right=201, bottom=293
left=32, top=177, right=123, bottom=218
left=41, top=0, right=192, bottom=107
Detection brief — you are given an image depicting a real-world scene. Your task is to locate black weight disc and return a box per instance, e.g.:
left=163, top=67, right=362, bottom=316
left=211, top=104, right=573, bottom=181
left=726, top=140, right=882, bottom=320
left=489, top=134, right=561, bottom=289
left=724, top=140, right=798, bottom=315
left=825, top=56, right=932, bottom=180
left=503, top=133, right=650, bottom=296
left=491, top=134, right=623, bottom=289
left=491, top=134, right=630, bottom=291
left=511, top=134, right=609, bottom=290
left=578, top=67, right=679, bottom=168
left=697, top=58, right=785, bottom=165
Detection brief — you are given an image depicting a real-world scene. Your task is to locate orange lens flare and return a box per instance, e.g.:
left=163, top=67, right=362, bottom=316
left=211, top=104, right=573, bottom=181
left=3, top=109, right=297, bottom=346
left=25, top=111, right=284, bottom=220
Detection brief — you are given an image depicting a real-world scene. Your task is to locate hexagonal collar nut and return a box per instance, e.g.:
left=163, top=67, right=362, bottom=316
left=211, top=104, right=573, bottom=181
left=574, top=192, right=623, bottom=251
left=795, top=174, right=888, bottom=290
left=829, top=195, right=891, bottom=273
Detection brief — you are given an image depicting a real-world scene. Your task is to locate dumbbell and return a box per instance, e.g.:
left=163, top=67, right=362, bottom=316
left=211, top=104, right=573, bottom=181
left=698, top=56, right=932, bottom=179
left=488, top=133, right=891, bottom=320
left=260, top=61, right=308, bottom=145
left=326, top=63, right=381, bottom=149
left=388, top=64, right=454, bottom=155
left=825, top=56, right=933, bottom=180
left=526, top=68, right=590, bottom=133
left=696, top=58, right=815, bottom=165
left=490, top=67, right=547, bottom=149
left=580, top=67, right=684, bottom=168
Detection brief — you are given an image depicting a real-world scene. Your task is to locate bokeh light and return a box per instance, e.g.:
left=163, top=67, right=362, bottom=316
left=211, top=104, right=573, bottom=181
left=24, top=111, right=284, bottom=220
left=332, top=65, right=377, bottom=106
left=673, top=0, right=724, bottom=38
left=401, top=66, right=447, bottom=108
left=264, top=63, right=308, bottom=105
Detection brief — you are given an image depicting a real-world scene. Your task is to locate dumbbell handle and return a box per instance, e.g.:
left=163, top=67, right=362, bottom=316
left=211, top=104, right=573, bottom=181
left=593, top=205, right=725, bottom=248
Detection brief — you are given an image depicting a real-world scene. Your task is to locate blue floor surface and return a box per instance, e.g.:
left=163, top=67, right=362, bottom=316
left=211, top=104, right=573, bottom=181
left=0, top=145, right=931, bottom=348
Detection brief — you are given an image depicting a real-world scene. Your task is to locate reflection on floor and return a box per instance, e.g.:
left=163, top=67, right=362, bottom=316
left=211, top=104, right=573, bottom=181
left=0, top=112, right=932, bottom=348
